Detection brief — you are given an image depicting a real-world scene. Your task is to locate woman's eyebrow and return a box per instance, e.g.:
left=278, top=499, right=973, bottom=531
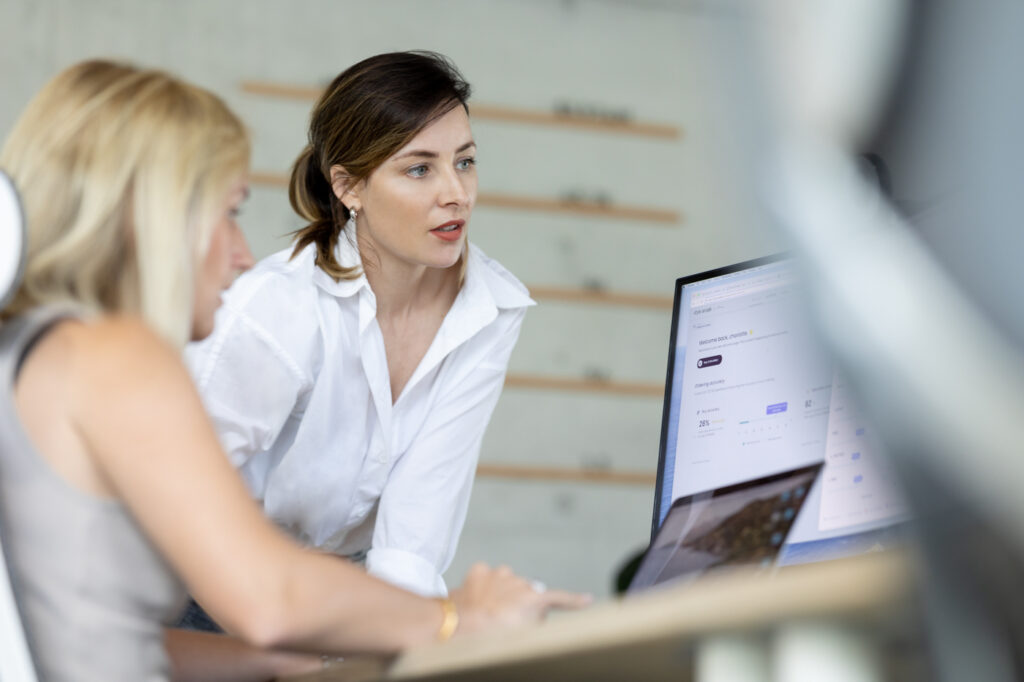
left=392, top=140, right=476, bottom=161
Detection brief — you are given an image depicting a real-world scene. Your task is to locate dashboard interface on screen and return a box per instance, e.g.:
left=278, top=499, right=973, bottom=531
left=653, top=255, right=908, bottom=564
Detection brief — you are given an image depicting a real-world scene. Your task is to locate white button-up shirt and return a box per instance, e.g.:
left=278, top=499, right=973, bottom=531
left=186, top=232, right=533, bottom=596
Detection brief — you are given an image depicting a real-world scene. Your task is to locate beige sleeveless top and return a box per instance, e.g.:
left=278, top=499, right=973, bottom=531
left=0, top=308, right=187, bottom=681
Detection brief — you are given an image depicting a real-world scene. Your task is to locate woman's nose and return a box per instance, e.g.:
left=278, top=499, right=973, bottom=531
left=233, top=229, right=255, bottom=271
left=439, top=168, right=470, bottom=207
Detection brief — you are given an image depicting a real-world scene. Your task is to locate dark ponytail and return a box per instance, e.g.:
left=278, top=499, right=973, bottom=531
left=288, top=144, right=356, bottom=280
left=286, top=51, right=471, bottom=282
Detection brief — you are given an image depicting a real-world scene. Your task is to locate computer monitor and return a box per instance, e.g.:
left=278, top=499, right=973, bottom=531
left=652, top=255, right=908, bottom=565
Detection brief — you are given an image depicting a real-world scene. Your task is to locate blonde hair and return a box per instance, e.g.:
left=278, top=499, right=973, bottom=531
left=0, top=60, right=249, bottom=347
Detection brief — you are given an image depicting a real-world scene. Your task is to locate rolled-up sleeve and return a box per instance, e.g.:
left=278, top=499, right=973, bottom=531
left=186, top=305, right=309, bottom=468
left=366, top=308, right=526, bottom=597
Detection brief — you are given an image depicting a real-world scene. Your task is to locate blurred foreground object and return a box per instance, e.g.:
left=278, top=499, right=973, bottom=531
left=758, top=1, right=1024, bottom=680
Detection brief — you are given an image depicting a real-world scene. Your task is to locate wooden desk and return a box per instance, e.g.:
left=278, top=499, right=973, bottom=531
left=288, top=552, right=916, bottom=682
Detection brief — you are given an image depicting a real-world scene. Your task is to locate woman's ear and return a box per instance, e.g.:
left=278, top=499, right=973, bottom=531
left=329, top=165, right=355, bottom=204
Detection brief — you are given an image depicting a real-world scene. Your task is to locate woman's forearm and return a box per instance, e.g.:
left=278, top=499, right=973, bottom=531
left=164, top=628, right=323, bottom=682
left=246, top=548, right=443, bottom=655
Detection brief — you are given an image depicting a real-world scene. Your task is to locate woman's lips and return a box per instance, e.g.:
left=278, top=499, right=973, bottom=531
left=431, top=220, right=464, bottom=242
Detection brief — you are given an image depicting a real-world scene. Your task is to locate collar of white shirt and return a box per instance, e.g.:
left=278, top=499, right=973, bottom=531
left=304, top=228, right=535, bottom=401
left=308, top=227, right=534, bottom=311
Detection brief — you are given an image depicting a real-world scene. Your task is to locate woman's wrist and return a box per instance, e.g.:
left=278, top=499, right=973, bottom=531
left=436, top=597, right=459, bottom=642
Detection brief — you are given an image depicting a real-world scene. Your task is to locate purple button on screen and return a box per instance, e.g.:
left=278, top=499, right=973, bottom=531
left=766, top=402, right=788, bottom=415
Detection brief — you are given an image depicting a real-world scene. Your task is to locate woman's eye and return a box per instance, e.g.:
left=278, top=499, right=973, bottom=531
left=407, top=164, right=429, bottom=178
left=456, top=157, right=476, bottom=171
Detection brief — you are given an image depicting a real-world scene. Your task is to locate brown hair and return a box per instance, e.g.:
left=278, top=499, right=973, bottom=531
left=289, top=51, right=471, bottom=280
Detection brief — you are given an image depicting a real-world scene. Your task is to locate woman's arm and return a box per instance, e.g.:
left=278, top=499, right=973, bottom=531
left=186, top=301, right=310, bottom=469
left=71, top=317, right=431, bottom=651
left=69, top=317, right=584, bottom=655
left=164, top=629, right=322, bottom=682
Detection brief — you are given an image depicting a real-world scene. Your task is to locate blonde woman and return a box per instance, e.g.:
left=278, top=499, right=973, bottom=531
left=0, top=60, right=584, bottom=681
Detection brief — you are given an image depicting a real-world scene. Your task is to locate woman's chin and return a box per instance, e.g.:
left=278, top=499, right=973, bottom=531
left=189, top=309, right=218, bottom=342
left=190, top=322, right=214, bottom=342
left=432, top=245, right=465, bottom=271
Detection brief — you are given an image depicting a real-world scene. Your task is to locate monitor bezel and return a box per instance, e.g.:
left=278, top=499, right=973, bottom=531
left=650, top=252, right=791, bottom=540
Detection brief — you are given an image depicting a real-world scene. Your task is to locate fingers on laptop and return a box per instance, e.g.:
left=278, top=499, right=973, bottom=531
left=451, top=562, right=590, bottom=635
left=540, top=589, right=592, bottom=610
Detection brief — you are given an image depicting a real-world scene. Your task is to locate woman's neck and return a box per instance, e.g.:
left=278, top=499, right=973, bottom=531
left=361, top=252, right=462, bottom=403
left=363, top=256, right=459, bottom=321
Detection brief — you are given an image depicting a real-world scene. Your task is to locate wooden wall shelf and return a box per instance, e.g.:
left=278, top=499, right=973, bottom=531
left=249, top=171, right=290, bottom=188
left=529, top=286, right=673, bottom=310
left=241, top=81, right=320, bottom=101
left=249, top=172, right=680, bottom=224
left=240, top=80, right=682, bottom=140
left=476, top=463, right=655, bottom=486
left=505, top=373, right=663, bottom=398
left=476, top=191, right=680, bottom=224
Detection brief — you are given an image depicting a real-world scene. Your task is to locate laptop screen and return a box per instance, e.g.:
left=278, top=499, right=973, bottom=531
left=631, top=463, right=822, bottom=592
left=652, top=255, right=908, bottom=566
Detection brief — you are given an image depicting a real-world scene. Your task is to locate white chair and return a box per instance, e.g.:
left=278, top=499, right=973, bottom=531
left=0, top=169, right=38, bottom=681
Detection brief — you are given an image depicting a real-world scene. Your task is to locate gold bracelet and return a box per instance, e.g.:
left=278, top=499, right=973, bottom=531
left=436, top=597, right=459, bottom=642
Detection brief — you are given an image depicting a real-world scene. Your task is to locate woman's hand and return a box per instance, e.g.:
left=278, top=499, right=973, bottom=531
left=447, top=563, right=591, bottom=636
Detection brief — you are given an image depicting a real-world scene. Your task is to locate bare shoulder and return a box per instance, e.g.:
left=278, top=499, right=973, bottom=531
left=17, top=315, right=163, bottom=379
left=49, top=315, right=191, bottom=398
left=14, top=315, right=197, bottom=496
left=69, top=314, right=173, bottom=350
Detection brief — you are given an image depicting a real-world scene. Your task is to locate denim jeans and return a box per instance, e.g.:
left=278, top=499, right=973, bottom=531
left=175, top=598, right=223, bottom=633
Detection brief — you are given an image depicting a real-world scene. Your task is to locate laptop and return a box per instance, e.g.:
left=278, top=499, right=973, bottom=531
left=629, top=463, right=822, bottom=592
left=627, top=254, right=908, bottom=592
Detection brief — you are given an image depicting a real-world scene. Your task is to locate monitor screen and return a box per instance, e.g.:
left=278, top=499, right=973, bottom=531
left=652, top=255, right=908, bottom=565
